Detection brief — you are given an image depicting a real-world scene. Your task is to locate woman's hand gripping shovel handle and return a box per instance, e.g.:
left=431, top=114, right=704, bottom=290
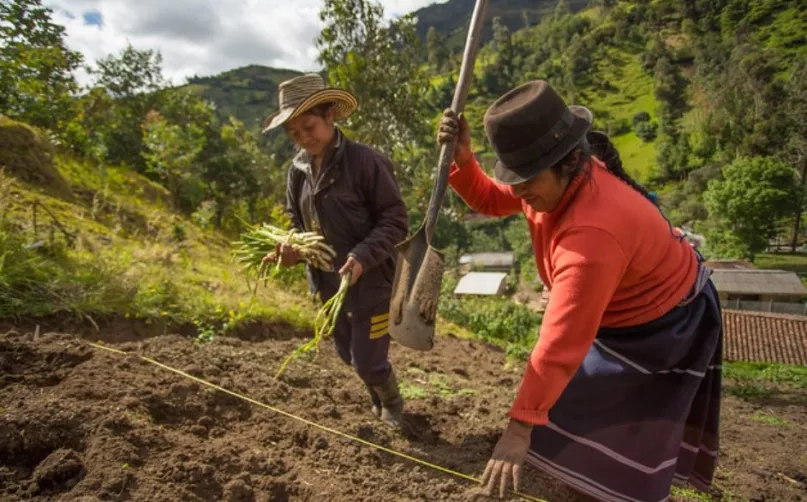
left=387, top=0, right=490, bottom=353
left=424, top=0, right=490, bottom=241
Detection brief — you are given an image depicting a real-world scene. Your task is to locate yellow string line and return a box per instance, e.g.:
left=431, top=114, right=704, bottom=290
left=87, top=341, right=546, bottom=502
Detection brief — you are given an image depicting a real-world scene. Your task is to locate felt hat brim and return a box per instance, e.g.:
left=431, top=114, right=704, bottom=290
left=493, top=105, right=593, bottom=186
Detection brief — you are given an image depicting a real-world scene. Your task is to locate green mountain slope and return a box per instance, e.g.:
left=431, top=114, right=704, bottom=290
left=184, top=65, right=303, bottom=130
left=413, top=0, right=589, bottom=50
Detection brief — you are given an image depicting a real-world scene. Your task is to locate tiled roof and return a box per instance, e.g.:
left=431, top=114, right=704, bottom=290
left=722, top=310, right=807, bottom=365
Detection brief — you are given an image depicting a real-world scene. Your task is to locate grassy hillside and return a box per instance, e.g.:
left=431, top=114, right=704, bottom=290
left=184, top=65, right=303, bottom=130
left=413, top=0, right=589, bottom=50
left=0, top=115, right=486, bottom=349
left=586, top=46, right=659, bottom=181
left=425, top=5, right=661, bottom=181
left=0, top=116, right=312, bottom=335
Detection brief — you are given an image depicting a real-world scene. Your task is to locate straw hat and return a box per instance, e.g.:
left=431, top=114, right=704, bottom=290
left=262, top=73, right=358, bottom=133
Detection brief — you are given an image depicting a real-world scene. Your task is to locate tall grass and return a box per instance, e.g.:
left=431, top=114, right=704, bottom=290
left=0, top=166, right=314, bottom=335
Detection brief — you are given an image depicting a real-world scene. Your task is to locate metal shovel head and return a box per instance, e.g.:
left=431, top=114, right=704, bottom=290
left=388, top=224, right=445, bottom=351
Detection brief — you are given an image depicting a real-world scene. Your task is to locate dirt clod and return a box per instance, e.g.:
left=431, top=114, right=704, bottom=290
left=31, top=448, right=85, bottom=494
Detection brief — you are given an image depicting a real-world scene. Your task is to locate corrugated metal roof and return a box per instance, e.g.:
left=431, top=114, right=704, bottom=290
left=454, top=272, right=508, bottom=295
left=710, top=269, right=806, bottom=296
left=458, top=252, right=515, bottom=268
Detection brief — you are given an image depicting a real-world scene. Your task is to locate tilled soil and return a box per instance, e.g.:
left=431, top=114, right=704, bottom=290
left=0, top=325, right=805, bottom=502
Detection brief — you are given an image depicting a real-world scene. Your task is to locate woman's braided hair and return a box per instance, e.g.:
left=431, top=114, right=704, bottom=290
left=585, top=130, right=658, bottom=206
left=552, top=128, right=685, bottom=242
left=553, top=130, right=658, bottom=207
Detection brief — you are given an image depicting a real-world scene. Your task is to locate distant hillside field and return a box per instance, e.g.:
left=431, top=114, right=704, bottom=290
left=413, top=0, right=589, bottom=50
left=184, top=65, right=303, bottom=130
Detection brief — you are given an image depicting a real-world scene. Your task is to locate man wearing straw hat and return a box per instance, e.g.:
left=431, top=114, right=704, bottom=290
left=263, top=73, right=409, bottom=429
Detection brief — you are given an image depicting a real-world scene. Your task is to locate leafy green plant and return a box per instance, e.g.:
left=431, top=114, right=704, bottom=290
left=439, top=292, right=542, bottom=360
left=704, top=156, right=801, bottom=260
left=635, top=120, right=658, bottom=142
left=191, top=200, right=217, bottom=229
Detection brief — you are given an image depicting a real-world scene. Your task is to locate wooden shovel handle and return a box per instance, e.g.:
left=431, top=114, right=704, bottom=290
left=424, top=0, right=490, bottom=242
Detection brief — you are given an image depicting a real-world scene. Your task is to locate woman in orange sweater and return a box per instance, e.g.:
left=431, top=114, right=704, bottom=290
left=438, top=81, right=723, bottom=501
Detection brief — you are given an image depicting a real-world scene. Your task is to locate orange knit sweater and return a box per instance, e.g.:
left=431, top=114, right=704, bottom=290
left=448, top=155, right=698, bottom=426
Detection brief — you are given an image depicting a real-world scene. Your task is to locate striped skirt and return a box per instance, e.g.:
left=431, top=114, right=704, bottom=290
left=526, top=278, right=723, bottom=502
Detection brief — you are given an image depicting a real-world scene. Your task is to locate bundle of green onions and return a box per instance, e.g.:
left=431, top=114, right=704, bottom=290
left=233, top=223, right=337, bottom=275
left=274, top=271, right=351, bottom=379
left=232, top=223, right=351, bottom=378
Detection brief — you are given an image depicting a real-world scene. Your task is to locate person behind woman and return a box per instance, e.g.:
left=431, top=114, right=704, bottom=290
left=263, top=73, right=409, bottom=428
left=437, top=80, right=723, bottom=501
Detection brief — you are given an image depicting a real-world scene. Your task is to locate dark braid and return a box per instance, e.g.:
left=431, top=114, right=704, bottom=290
left=557, top=129, right=683, bottom=242
left=585, top=130, right=659, bottom=207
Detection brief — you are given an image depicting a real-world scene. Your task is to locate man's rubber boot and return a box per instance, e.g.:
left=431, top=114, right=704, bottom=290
left=365, top=384, right=382, bottom=419
left=372, top=369, right=404, bottom=429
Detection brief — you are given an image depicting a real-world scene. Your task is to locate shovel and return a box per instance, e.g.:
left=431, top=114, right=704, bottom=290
left=388, top=0, right=490, bottom=351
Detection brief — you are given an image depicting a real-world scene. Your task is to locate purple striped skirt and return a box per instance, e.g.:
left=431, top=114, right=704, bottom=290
left=526, top=277, right=723, bottom=502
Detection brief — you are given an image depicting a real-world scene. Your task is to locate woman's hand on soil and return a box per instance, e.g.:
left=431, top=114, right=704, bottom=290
left=481, top=419, right=533, bottom=498
left=339, top=256, right=363, bottom=286
left=437, top=108, right=473, bottom=166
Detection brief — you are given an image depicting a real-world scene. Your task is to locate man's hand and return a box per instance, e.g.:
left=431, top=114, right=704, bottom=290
left=481, top=419, right=533, bottom=498
left=263, top=243, right=301, bottom=267
left=339, top=256, right=363, bottom=286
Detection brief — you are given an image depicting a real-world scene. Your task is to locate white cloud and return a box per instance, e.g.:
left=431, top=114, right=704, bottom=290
left=45, top=0, right=444, bottom=87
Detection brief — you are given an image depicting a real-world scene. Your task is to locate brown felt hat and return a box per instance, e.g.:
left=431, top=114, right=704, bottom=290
left=484, top=80, right=593, bottom=186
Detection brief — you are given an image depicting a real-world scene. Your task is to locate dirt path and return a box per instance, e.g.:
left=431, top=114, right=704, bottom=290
left=1, top=326, right=805, bottom=501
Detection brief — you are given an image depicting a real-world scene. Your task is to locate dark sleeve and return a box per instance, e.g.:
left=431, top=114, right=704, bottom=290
left=349, top=152, right=409, bottom=269
left=285, top=167, right=304, bottom=231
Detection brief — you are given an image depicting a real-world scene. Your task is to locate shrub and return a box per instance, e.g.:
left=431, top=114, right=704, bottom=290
left=635, top=120, right=659, bottom=142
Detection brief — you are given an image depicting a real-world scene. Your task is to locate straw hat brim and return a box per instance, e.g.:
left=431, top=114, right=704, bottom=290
left=262, top=88, right=358, bottom=134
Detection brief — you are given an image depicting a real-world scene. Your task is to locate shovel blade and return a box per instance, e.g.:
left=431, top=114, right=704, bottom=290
left=388, top=226, right=445, bottom=351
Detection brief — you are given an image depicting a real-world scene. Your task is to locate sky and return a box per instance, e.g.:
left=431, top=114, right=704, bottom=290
left=46, top=0, right=444, bottom=86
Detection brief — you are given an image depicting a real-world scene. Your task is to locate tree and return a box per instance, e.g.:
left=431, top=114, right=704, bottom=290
left=201, top=117, right=270, bottom=228
left=554, top=0, right=570, bottom=19
left=480, top=17, right=518, bottom=96
left=92, top=44, right=165, bottom=100
left=783, top=60, right=807, bottom=251
left=493, top=16, right=517, bottom=85
left=317, top=0, right=430, bottom=153
left=0, top=0, right=82, bottom=131
left=88, top=44, right=167, bottom=171
left=316, top=0, right=434, bottom=215
left=141, top=110, right=206, bottom=210
left=666, top=163, right=722, bottom=228
left=635, top=121, right=658, bottom=142
left=653, top=55, right=690, bottom=178
left=426, top=26, right=448, bottom=72
left=654, top=56, right=689, bottom=126
left=704, top=156, right=800, bottom=260
left=722, top=46, right=786, bottom=156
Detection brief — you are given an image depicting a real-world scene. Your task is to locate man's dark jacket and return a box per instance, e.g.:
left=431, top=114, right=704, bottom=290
left=285, top=129, right=409, bottom=317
